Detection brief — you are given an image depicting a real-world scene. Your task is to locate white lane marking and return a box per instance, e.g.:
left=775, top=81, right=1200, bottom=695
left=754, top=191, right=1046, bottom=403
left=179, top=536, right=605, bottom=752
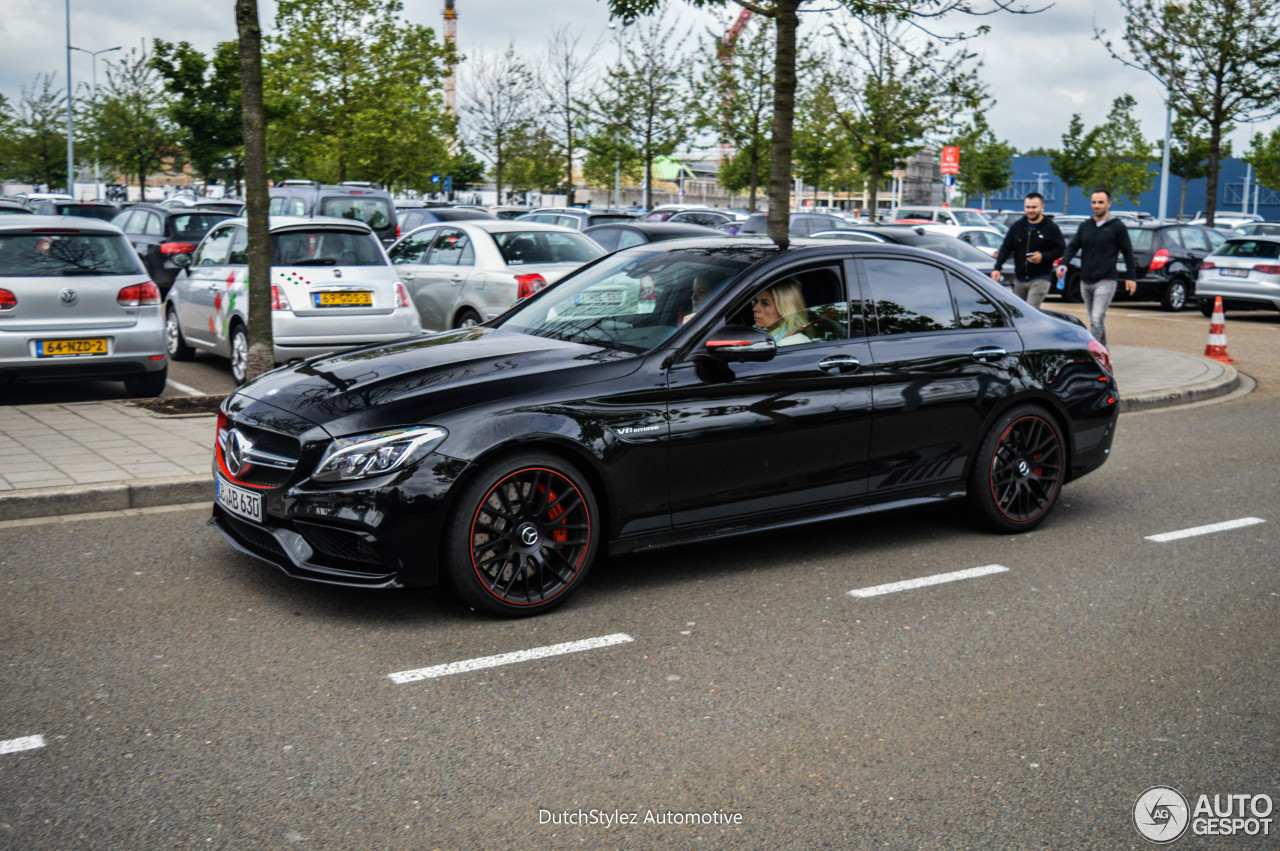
left=849, top=564, right=1009, bottom=598
left=165, top=379, right=205, bottom=397
left=389, top=633, right=635, bottom=683
left=0, top=735, right=45, bottom=755
left=1145, top=517, right=1265, bottom=543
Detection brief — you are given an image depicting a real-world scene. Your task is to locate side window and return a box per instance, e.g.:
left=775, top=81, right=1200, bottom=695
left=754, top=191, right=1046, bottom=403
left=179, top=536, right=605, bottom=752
left=589, top=228, right=620, bottom=252
left=951, top=275, right=1006, bottom=329
left=1205, top=228, right=1226, bottom=250
left=863, top=257, right=956, bottom=336
left=268, top=197, right=287, bottom=216
left=194, top=226, right=236, bottom=266
left=144, top=213, right=164, bottom=236
left=616, top=229, right=647, bottom=249
left=555, top=216, right=580, bottom=229
left=731, top=267, right=849, bottom=347
left=425, top=228, right=470, bottom=266
left=227, top=227, right=249, bottom=265
left=120, top=209, right=146, bottom=234
left=1161, top=228, right=1185, bottom=249
left=388, top=229, right=437, bottom=265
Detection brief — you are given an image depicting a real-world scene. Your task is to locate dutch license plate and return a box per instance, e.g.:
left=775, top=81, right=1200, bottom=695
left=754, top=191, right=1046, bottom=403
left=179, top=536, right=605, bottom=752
left=36, top=338, right=108, bottom=357
left=216, top=474, right=263, bottom=523
left=314, top=291, right=373, bottom=307
left=1220, top=268, right=1250, bottom=278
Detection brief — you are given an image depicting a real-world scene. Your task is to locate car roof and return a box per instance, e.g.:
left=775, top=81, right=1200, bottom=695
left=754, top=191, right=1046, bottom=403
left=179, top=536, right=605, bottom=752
left=215, top=215, right=376, bottom=233
left=0, top=215, right=124, bottom=234
left=583, top=221, right=722, bottom=234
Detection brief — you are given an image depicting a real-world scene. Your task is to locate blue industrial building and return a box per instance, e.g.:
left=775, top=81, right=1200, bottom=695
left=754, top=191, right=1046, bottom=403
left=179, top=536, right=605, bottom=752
left=987, top=155, right=1278, bottom=219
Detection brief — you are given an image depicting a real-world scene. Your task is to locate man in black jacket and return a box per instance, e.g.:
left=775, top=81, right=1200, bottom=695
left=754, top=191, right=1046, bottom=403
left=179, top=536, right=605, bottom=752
left=1055, top=189, right=1137, bottom=347
left=990, top=192, right=1065, bottom=308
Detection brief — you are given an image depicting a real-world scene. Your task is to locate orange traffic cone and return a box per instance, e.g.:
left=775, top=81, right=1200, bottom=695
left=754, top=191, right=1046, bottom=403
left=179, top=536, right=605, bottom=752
left=1204, top=297, right=1236, bottom=363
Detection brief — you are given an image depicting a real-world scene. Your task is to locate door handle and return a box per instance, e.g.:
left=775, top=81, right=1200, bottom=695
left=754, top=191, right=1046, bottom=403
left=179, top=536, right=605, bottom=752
left=971, top=346, right=1006, bottom=362
left=818, top=355, right=860, bottom=373
left=449, top=275, right=465, bottom=283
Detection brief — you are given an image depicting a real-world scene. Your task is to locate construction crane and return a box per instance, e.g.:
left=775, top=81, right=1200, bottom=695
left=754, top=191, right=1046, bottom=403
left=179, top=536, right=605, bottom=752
left=717, top=8, right=753, bottom=165
left=444, top=0, right=457, bottom=115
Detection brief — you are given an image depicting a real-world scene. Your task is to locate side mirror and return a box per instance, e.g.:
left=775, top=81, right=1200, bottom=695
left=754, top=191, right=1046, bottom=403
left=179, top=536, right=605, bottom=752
left=172, top=253, right=192, bottom=268
left=697, top=325, right=776, bottom=363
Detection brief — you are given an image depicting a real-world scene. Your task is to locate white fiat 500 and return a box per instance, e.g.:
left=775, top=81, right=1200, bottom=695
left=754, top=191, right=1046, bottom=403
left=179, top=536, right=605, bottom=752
left=164, top=216, right=422, bottom=382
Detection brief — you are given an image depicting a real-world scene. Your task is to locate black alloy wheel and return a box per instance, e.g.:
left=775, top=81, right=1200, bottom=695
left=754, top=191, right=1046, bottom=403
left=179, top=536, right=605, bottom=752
left=445, top=451, right=599, bottom=616
left=969, top=405, right=1065, bottom=533
left=1161, top=277, right=1189, bottom=311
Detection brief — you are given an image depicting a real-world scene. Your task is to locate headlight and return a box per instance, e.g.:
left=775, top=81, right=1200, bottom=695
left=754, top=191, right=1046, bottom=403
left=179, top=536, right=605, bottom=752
left=311, top=426, right=448, bottom=482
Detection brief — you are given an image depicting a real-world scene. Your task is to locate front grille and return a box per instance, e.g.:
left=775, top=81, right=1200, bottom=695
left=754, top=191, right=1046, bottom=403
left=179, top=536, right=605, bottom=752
left=296, top=522, right=383, bottom=566
left=221, top=511, right=287, bottom=557
left=221, top=420, right=302, bottom=488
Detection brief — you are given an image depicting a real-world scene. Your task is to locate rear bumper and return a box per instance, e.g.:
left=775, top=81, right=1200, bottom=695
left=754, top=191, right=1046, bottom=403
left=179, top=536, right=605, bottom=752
left=271, top=309, right=423, bottom=361
left=1195, top=277, right=1280, bottom=311
left=0, top=315, right=167, bottom=380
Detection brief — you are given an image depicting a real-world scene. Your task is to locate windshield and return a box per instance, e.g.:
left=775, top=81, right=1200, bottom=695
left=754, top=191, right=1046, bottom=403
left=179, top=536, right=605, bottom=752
left=896, top=233, right=994, bottom=263
left=0, top=232, right=144, bottom=276
left=952, top=210, right=993, bottom=227
left=499, top=247, right=754, bottom=352
left=273, top=229, right=387, bottom=266
left=320, top=197, right=393, bottom=230
left=172, top=212, right=234, bottom=241
left=493, top=230, right=605, bottom=265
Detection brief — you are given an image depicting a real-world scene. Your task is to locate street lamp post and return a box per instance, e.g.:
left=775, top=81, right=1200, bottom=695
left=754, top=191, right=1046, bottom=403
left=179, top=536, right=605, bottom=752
left=65, top=0, right=74, bottom=198
left=70, top=44, right=122, bottom=200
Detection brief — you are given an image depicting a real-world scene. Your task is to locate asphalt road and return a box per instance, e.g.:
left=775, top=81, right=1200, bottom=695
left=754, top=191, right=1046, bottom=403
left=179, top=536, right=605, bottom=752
left=2, top=359, right=1277, bottom=848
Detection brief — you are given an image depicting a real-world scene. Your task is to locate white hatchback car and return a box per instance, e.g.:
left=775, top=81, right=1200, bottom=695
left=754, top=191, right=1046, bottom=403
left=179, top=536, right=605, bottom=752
left=164, top=216, right=422, bottom=383
left=0, top=216, right=168, bottom=395
left=386, top=220, right=605, bottom=330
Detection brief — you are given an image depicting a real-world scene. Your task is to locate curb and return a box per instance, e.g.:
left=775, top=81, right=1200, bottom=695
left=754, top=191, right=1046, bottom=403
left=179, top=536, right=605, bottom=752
left=0, top=475, right=211, bottom=522
left=1117, top=362, right=1241, bottom=413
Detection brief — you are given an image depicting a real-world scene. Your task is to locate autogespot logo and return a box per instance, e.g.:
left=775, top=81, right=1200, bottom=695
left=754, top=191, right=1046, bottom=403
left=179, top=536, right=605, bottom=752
left=1134, top=786, right=1190, bottom=843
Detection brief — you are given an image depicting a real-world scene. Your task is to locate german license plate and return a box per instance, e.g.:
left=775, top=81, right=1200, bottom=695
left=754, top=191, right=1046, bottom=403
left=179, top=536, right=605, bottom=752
left=36, top=338, right=108, bottom=357
left=216, top=474, right=263, bottom=523
left=1116, top=261, right=1127, bottom=272
left=1220, top=268, right=1249, bottom=278
left=314, top=291, right=373, bottom=307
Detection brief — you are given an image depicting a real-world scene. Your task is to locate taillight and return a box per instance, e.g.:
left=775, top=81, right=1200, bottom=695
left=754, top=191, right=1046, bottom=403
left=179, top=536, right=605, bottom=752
left=117, top=282, right=162, bottom=306
left=1253, top=264, right=1280, bottom=274
left=160, top=242, right=197, bottom=256
left=515, top=273, right=548, bottom=299
left=1088, top=339, right=1113, bottom=375
left=394, top=281, right=411, bottom=308
left=0, top=288, right=16, bottom=309
left=1149, top=248, right=1170, bottom=270
left=1201, top=261, right=1215, bottom=270
left=395, top=225, right=401, bottom=238
left=271, top=284, right=290, bottom=311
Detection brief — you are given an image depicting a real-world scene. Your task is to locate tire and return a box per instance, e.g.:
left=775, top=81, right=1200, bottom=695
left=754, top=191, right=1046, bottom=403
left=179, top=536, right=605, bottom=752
left=124, top=365, right=168, bottom=398
left=165, top=307, right=194, bottom=361
left=1199, top=299, right=1216, bottom=318
left=454, top=308, right=482, bottom=329
left=968, top=405, right=1065, bottom=533
left=229, top=323, right=249, bottom=385
left=1161, top=278, right=1189, bottom=311
left=444, top=451, right=600, bottom=616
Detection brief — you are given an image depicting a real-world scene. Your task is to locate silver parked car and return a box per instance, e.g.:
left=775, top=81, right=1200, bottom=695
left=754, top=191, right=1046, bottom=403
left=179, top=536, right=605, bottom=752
left=0, top=216, right=168, bottom=395
left=386, top=220, right=605, bottom=330
left=164, top=216, right=422, bottom=383
left=1195, top=235, right=1280, bottom=316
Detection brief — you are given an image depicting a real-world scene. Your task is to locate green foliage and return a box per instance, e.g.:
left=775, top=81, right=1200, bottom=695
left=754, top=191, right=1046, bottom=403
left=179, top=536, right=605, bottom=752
left=85, top=48, right=176, bottom=193
left=447, top=142, right=487, bottom=192
left=152, top=40, right=244, bottom=190
left=266, top=0, right=456, bottom=191
left=1245, top=128, right=1280, bottom=191
left=504, top=124, right=566, bottom=192
left=1048, top=114, right=1098, bottom=212
left=949, top=113, right=1015, bottom=205
left=794, top=75, right=855, bottom=197
left=8, top=74, right=70, bottom=190
left=462, top=44, right=536, bottom=200
left=1085, top=94, right=1154, bottom=208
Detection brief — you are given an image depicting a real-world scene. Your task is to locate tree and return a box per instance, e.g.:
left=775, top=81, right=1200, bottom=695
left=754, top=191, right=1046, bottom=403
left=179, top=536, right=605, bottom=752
left=793, top=74, right=853, bottom=204
left=1166, top=113, right=1228, bottom=217
left=152, top=40, right=244, bottom=192
left=236, top=0, right=274, bottom=382
left=9, top=74, right=70, bottom=191
left=949, top=113, right=1015, bottom=207
left=1048, top=114, right=1097, bottom=213
left=267, top=0, right=456, bottom=189
left=537, top=27, right=599, bottom=205
left=1245, top=128, right=1280, bottom=193
left=504, top=123, right=565, bottom=195
left=606, top=0, right=1039, bottom=246
left=462, top=44, right=537, bottom=203
left=86, top=47, right=176, bottom=196
left=1099, top=0, right=1280, bottom=225
left=1085, top=94, right=1154, bottom=208
left=827, top=13, right=985, bottom=217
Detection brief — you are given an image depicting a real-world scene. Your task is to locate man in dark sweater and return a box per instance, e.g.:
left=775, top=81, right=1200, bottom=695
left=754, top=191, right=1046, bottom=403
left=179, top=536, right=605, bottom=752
left=990, top=192, right=1065, bottom=308
left=1056, top=189, right=1137, bottom=347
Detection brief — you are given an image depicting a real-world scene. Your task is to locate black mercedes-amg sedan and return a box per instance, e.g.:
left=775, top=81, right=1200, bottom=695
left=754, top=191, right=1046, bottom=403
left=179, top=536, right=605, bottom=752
left=210, top=237, right=1118, bottom=616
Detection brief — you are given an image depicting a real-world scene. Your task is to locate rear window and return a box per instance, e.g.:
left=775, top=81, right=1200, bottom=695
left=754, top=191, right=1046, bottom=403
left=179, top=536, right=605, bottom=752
left=320, top=197, right=393, bottom=231
left=171, top=213, right=234, bottom=241
left=0, top=232, right=143, bottom=276
left=273, top=229, right=387, bottom=266
left=493, top=230, right=605, bottom=265
left=1127, top=228, right=1157, bottom=252
left=1218, top=239, right=1280, bottom=259
left=896, top=233, right=994, bottom=264
left=586, top=214, right=636, bottom=227
left=57, top=204, right=118, bottom=221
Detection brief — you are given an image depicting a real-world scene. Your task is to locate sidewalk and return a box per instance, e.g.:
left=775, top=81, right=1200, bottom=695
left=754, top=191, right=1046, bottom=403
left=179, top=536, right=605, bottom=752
left=0, top=345, right=1243, bottom=522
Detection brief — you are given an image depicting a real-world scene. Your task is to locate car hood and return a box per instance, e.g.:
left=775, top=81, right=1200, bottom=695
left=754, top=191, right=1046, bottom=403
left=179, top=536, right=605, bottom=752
left=234, top=326, right=636, bottom=435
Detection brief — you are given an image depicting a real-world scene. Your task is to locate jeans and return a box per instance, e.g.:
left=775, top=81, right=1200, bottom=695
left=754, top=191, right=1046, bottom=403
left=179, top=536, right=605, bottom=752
left=1082, top=278, right=1117, bottom=346
left=1015, top=276, right=1051, bottom=309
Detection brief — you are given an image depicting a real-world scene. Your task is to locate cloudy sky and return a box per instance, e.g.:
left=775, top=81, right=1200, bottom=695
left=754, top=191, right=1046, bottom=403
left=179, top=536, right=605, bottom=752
left=0, top=0, right=1268, bottom=157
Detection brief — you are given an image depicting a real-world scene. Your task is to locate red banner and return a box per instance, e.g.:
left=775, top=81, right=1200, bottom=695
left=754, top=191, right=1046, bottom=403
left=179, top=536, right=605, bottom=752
left=940, top=146, right=960, bottom=175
